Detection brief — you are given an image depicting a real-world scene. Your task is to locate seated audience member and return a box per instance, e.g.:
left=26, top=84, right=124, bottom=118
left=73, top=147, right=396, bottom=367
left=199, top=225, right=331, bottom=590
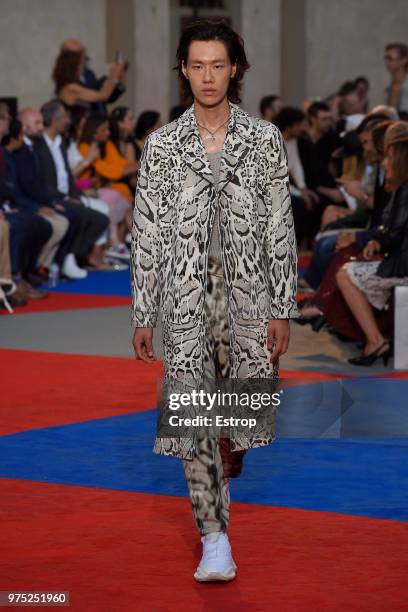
left=274, top=106, right=319, bottom=245
left=336, top=81, right=366, bottom=134
left=4, top=118, right=69, bottom=278
left=298, top=122, right=408, bottom=364
left=259, top=95, right=283, bottom=123
left=354, top=76, right=370, bottom=114
left=274, top=107, right=317, bottom=203
left=60, top=39, right=127, bottom=116
left=336, top=121, right=408, bottom=364
left=78, top=115, right=139, bottom=203
left=133, top=111, right=161, bottom=160
left=384, top=42, right=408, bottom=114
left=299, top=101, right=342, bottom=191
left=109, top=106, right=137, bottom=161
left=298, top=101, right=345, bottom=232
left=17, top=107, right=89, bottom=279
left=35, top=100, right=110, bottom=274
left=0, top=105, right=50, bottom=301
left=66, top=108, right=132, bottom=261
left=0, top=212, right=17, bottom=311
left=53, top=49, right=123, bottom=112
left=300, top=118, right=393, bottom=290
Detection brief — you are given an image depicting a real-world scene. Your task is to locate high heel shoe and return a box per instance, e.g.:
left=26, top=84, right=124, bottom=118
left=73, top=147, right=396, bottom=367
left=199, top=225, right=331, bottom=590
left=348, top=341, right=392, bottom=366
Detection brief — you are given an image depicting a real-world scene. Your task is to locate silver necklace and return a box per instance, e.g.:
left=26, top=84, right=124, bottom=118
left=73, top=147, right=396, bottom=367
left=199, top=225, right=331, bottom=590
left=196, top=114, right=230, bottom=142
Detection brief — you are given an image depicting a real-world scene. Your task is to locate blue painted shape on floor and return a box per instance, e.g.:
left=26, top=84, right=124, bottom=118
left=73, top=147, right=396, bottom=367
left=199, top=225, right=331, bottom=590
left=47, top=269, right=131, bottom=296
left=276, top=378, right=408, bottom=438
left=0, top=408, right=407, bottom=520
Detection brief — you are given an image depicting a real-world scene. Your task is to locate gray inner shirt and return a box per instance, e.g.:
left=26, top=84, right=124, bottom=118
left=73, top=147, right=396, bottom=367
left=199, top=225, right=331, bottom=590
left=207, top=150, right=222, bottom=264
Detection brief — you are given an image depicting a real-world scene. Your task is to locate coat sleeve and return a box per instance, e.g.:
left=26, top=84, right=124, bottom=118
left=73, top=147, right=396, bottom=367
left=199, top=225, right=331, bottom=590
left=262, top=126, right=299, bottom=319
left=130, top=133, right=164, bottom=328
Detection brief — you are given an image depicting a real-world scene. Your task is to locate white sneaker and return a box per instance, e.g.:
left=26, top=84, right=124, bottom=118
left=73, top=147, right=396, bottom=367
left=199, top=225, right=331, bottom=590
left=194, top=531, right=237, bottom=582
left=62, top=254, right=88, bottom=279
left=105, top=244, right=130, bottom=261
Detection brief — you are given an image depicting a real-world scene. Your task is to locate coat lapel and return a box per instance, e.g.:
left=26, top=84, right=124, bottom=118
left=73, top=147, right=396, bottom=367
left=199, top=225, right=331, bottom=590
left=174, top=101, right=256, bottom=191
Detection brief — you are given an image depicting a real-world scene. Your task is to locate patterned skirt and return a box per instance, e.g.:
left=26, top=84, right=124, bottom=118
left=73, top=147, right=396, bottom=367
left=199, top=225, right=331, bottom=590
left=345, top=260, right=408, bottom=311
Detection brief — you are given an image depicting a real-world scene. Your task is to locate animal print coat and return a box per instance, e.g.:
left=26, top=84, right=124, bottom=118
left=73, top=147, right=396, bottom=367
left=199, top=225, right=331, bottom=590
left=131, top=101, right=299, bottom=459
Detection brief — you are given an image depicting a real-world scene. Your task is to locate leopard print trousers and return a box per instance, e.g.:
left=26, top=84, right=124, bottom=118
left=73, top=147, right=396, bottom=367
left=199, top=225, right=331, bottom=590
left=182, top=257, right=242, bottom=535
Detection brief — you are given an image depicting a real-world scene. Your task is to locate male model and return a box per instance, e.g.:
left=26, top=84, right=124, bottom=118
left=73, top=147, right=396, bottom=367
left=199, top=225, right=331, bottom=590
left=131, top=20, right=298, bottom=582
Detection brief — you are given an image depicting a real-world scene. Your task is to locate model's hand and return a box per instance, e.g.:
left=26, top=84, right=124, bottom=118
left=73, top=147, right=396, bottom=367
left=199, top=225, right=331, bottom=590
left=132, top=327, right=155, bottom=363
left=267, top=319, right=290, bottom=364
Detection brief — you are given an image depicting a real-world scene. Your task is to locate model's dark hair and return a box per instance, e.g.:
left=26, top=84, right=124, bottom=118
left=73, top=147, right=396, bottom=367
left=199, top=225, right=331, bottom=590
left=274, top=107, right=305, bottom=131
left=175, top=19, right=250, bottom=104
left=134, top=110, right=160, bottom=140
left=169, top=105, right=187, bottom=122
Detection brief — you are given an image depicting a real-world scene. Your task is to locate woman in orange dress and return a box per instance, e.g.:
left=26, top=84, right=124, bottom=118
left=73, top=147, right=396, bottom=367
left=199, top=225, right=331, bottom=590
left=78, top=116, right=139, bottom=203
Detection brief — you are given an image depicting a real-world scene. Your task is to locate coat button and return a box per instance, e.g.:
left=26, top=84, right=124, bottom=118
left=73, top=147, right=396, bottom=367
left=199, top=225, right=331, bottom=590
left=192, top=240, right=199, bottom=248
left=191, top=279, right=200, bottom=288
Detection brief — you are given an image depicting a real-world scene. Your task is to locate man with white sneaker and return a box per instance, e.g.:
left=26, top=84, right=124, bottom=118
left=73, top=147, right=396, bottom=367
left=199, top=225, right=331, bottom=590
left=131, top=20, right=297, bottom=582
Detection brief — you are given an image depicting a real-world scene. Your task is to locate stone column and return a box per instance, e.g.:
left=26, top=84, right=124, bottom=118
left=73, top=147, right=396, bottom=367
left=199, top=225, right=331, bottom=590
left=132, top=0, right=172, bottom=121
left=240, top=0, right=281, bottom=116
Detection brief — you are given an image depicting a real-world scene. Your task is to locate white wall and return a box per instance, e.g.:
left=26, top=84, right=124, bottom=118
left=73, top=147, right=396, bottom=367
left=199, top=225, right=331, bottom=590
left=0, top=0, right=107, bottom=109
left=306, top=0, right=408, bottom=107
left=240, top=0, right=281, bottom=116
left=132, top=0, right=171, bottom=121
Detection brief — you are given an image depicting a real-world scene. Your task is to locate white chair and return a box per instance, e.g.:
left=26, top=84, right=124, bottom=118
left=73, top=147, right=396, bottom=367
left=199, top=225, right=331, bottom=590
left=394, top=286, right=408, bottom=370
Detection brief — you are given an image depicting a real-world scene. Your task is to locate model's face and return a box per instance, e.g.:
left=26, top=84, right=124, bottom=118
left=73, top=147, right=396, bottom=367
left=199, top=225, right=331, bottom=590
left=182, top=40, right=236, bottom=107
left=360, top=130, right=378, bottom=164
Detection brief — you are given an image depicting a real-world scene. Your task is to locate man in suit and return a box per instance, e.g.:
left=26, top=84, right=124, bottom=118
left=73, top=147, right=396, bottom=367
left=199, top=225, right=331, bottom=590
left=35, top=100, right=110, bottom=277
left=6, top=116, right=69, bottom=279
left=60, top=39, right=127, bottom=116
left=0, top=103, right=50, bottom=302
left=18, top=106, right=87, bottom=279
